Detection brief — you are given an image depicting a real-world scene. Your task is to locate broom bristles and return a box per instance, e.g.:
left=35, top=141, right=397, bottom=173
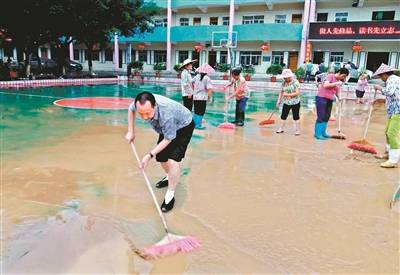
left=331, top=134, right=346, bottom=140
left=218, top=122, right=236, bottom=129
left=348, top=143, right=377, bottom=154
left=141, top=235, right=201, bottom=259
left=352, top=139, right=373, bottom=146
left=259, top=119, right=275, bottom=126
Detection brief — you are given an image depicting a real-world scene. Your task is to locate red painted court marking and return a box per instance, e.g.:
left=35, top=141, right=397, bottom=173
left=54, top=97, right=133, bottom=110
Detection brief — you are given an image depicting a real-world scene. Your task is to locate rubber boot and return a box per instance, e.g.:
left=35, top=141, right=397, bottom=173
left=193, top=114, right=205, bottom=129
left=314, top=122, right=327, bottom=140
left=321, top=122, right=331, bottom=138
left=380, top=149, right=399, bottom=168
left=237, top=112, right=244, bottom=126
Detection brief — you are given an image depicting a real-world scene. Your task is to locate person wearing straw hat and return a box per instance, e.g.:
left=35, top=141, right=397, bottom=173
left=275, top=69, right=301, bottom=135
left=224, top=67, right=249, bottom=127
left=125, top=92, right=195, bottom=212
left=314, top=67, right=349, bottom=140
left=179, top=59, right=196, bottom=111
left=192, top=64, right=214, bottom=129
left=373, top=63, right=400, bottom=168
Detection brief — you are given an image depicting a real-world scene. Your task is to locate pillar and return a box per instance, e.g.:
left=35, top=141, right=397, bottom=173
left=299, top=0, right=311, bottom=66
left=166, top=0, right=172, bottom=71
left=114, top=33, right=119, bottom=70
left=69, top=37, right=74, bottom=60
left=127, top=43, right=132, bottom=63
left=227, top=0, right=235, bottom=65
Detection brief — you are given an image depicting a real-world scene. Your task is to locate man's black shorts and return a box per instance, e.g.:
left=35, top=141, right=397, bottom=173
left=156, top=120, right=195, bottom=162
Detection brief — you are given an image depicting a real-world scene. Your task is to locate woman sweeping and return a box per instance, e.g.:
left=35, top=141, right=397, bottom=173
left=224, top=67, right=249, bottom=127
left=314, top=68, right=349, bottom=140
left=373, top=64, right=400, bottom=168
left=192, top=64, right=214, bottom=129
left=180, top=59, right=196, bottom=111
left=275, top=69, right=301, bottom=135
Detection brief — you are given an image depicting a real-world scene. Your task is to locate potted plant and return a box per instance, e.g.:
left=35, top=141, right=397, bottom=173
left=174, top=64, right=182, bottom=79
left=243, top=65, right=255, bottom=81
left=153, top=62, right=166, bottom=78
left=131, top=61, right=144, bottom=76
left=217, top=63, right=230, bottom=80
left=294, top=67, right=305, bottom=83
left=266, top=64, right=283, bottom=82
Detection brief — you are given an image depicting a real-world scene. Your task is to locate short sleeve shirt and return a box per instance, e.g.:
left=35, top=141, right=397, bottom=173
left=281, top=79, right=301, bottom=105
left=193, top=74, right=213, bottom=101
left=181, top=69, right=194, bottom=96
left=129, top=94, right=192, bottom=140
left=317, top=73, right=339, bottom=100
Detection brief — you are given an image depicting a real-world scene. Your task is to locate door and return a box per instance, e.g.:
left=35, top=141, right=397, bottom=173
left=313, top=51, right=324, bottom=65
left=366, top=52, right=389, bottom=72
left=208, top=50, right=217, bottom=68
left=288, top=52, right=298, bottom=71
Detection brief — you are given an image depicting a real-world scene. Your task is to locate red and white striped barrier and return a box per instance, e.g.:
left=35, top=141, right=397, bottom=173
left=0, top=78, right=119, bottom=89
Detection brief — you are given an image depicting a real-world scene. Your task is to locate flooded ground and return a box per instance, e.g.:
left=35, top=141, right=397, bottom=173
left=1, top=84, right=399, bottom=274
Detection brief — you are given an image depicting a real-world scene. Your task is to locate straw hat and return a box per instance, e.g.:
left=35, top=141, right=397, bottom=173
left=179, top=59, right=197, bottom=69
left=281, top=68, right=294, bottom=78
left=372, top=63, right=398, bottom=77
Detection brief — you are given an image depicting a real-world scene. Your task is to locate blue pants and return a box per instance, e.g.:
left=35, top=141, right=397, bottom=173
left=236, top=97, right=248, bottom=113
left=316, top=96, right=333, bottom=123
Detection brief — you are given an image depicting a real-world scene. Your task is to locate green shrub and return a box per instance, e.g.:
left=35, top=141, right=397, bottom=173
left=266, top=64, right=283, bottom=75
left=242, top=66, right=255, bottom=75
left=173, top=64, right=182, bottom=72
left=294, top=67, right=305, bottom=79
left=130, top=61, right=144, bottom=71
left=153, top=62, right=166, bottom=72
left=217, top=63, right=230, bottom=73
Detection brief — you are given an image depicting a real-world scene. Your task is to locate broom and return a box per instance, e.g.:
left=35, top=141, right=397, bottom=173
left=347, top=89, right=377, bottom=154
left=331, top=96, right=346, bottom=140
left=128, top=142, right=201, bottom=259
left=259, top=105, right=279, bottom=126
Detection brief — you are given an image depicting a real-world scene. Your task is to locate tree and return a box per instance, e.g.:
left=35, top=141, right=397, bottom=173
left=0, top=0, right=160, bottom=76
left=67, top=0, right=160, bottom=74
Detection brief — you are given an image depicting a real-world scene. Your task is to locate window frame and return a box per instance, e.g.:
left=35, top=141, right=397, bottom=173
left=240, top=51, right=262, bottom=66
left=179, top=18, right=189, bottom=26
left=178, top=51, right=189, bottom=63
left=372, top=10, right=395, bottom=21
left=335, top=12, right=348, bottom=22
left=330, top=52, right=344, bottom=63
left=154, top=50, right=167, bottom=63
left=154, top=18, right=168, bottom=27
left=317, top=13, right=328, bottom=22
left=210, top=16, right=219, bottom=25
left=271, top=51, right=284, bottom=65
left=275, top=15, right=287, bottom=23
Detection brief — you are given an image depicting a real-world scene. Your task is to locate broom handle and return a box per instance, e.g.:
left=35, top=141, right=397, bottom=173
left=129, top=142, right=170, bottom=234
left=267, top=105, right=279, bottom=121
left=363, top=88, right=377, bottom=139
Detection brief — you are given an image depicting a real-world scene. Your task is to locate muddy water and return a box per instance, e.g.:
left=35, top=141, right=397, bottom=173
left=2, top=101, right=399, bottom=274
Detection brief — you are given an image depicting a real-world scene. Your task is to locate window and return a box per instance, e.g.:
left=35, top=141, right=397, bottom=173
left=210, top=17, right=218, bottom=25
left=330, top=52, right=344, bottom=62
left=105, top=49, right=113, bottom=62
left=335, top=12, right=348, bottom=22
left=242, top=15, right=264, bottom=24
left=178, top=51, right=189, bottom=63
left=92, top=50, right=100, bottom=61
left=138, top=50, right=147, bottom=62
left=372, top=11, right=395, bottom=21
left=154, top=51, right=167, bottom=63
left=180, top=18, right=189, bottom=26
left=275, top=15, right=286, bottom=23
left=193, top=17, right=201, bottom=26
left=220, top=51, right=228, bottom=64
left=73, top=49, right=80, bottom=61
left=222, top=16, right=229, bottom=25
left=292, top=14, right=302, bottom=23
left=271, top=51, right=284, bottom=65
left=317, top=13, right=328, bottom=22
left=240, top=51, right=262, bottom=65
left=154, top=18, right=167, bottom=27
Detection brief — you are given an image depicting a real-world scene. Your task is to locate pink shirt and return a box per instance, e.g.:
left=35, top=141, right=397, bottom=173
left=317, top=73, right=339, bottom=100
left=356, top=79, right=368, bottom=91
